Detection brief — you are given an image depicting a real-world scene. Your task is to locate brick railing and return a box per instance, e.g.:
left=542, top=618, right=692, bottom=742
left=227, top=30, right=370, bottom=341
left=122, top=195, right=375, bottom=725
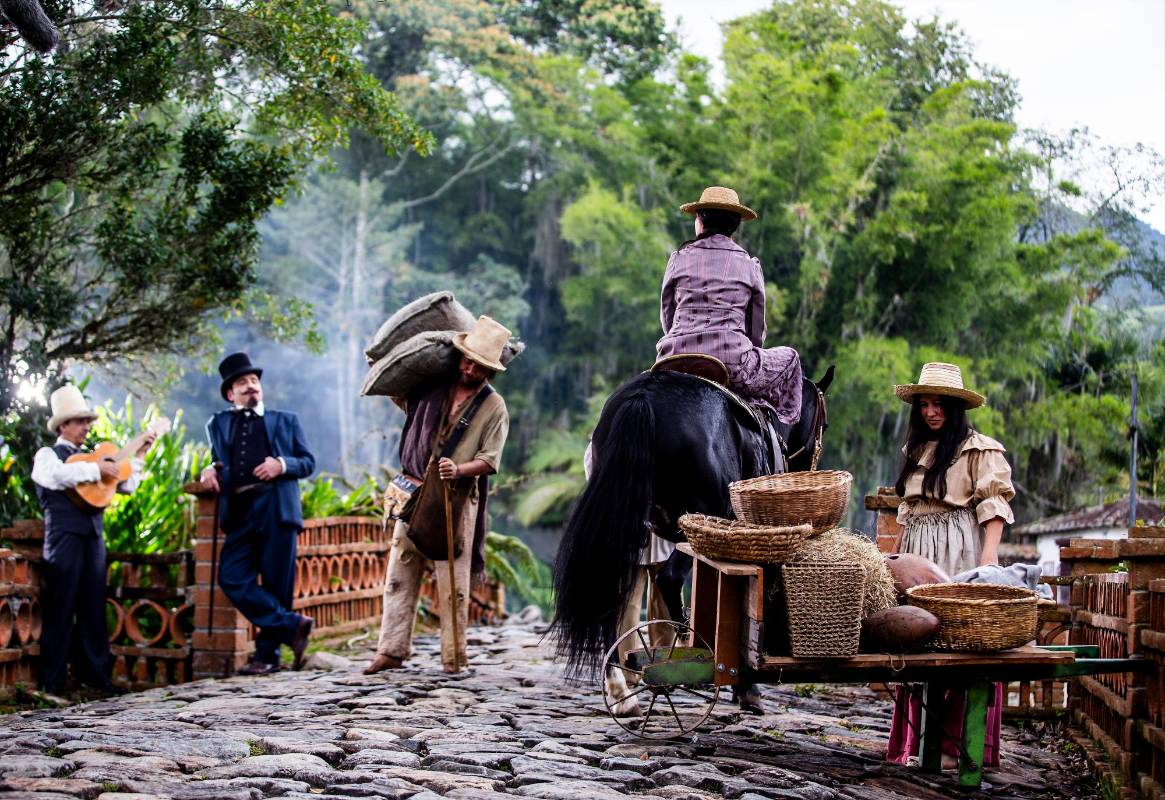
left=0, top=532, right=41, bottom=694
left=0, top=490, right=506, bottom=691
left=1060, top=525, right=1165, bottom=798
left=186, top=483, right=505, bottom=678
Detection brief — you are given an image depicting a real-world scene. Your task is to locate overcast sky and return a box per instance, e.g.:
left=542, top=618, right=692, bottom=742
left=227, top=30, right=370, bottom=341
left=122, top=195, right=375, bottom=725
left=658, top=0, right=1165, bottom=229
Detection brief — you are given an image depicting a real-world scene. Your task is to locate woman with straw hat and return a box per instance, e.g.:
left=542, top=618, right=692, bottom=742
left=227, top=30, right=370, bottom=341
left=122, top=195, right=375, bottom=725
left=886, top=362, right=1016, bottom=770
left=656, top=186, right=803, bottom=423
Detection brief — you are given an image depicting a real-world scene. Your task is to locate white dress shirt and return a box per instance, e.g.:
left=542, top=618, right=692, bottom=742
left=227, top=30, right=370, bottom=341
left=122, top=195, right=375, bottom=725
left=31, top=437, right=145, bottom=493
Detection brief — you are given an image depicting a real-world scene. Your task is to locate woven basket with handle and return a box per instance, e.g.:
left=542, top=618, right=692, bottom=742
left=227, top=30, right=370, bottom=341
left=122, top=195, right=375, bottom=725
left=780, top=561, right=865, bottom=658
left=679, top=514, right=811, bottom=564
left=729, top=470, right=852, bottom=534
left=906, top=582, right=1038, bottom=652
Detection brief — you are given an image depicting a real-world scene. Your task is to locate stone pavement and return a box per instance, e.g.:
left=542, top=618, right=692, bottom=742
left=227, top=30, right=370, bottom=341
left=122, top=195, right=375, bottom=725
left=0, top=623, right=1101, bottom=800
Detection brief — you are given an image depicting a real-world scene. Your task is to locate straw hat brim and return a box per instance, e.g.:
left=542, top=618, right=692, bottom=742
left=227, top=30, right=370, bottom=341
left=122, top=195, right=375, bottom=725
left=680, top=200, right=757, bottom=221
left=452, top=333, right=506, bottom=372
left=47, top=409, right=98, bottom=433
left=894, top=383, right=985, bottom=409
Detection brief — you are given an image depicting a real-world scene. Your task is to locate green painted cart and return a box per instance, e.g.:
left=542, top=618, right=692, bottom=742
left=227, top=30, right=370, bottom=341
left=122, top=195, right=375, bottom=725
left=603, top=543, right=1149, bottom=789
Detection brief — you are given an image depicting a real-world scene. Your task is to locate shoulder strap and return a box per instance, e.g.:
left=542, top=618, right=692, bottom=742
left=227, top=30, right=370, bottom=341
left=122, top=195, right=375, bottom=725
left=441, top=385, right=494, bottom=459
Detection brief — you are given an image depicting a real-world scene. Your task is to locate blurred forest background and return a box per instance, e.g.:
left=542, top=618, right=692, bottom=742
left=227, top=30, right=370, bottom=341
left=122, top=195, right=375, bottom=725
left=3, top=0, right=1163, bottom=562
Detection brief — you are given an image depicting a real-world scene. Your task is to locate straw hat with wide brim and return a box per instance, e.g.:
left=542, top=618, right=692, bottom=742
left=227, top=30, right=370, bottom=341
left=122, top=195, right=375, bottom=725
left=680, top=186, right=757, bottom=221
left=47, top=385, right=98, bottom=433
left=453, top=315, right=512, bottom=373
left=894, top=362, right=985, bottom=409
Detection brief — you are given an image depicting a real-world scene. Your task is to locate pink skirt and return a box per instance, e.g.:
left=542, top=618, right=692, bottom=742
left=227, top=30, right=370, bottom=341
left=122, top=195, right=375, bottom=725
left=886, top=683, right=1003, bottom=767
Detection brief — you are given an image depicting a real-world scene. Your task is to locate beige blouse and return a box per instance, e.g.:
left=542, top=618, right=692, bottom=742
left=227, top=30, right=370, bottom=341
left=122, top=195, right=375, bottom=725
left=896, top=431, right=1015, bottom=526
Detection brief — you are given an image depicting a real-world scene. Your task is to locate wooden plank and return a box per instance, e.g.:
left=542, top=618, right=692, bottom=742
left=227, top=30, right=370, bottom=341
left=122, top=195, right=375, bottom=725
left=713, top=573, right=744, bottom=686
left=689, top=556, right=718, bottom=650
left=919, top=683, right=946, bottom=773
left=675, top=543, right=762, bottom=577
left=959, top=683, right=990, bottom=788
left=756, top=646, right=1073, bottom=670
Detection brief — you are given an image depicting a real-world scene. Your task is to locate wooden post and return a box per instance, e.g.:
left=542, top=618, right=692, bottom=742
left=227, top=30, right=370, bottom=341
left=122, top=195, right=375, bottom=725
left=919, top=683, right=947, bottom=773
left=443, top=481, right=461, bottom=673
left=959, top=683, right=990, bottom=789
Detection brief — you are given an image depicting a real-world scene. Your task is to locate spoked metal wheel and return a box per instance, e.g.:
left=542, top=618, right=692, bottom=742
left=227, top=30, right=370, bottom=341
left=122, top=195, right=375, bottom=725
left=601, top=619, right=721, bottom=739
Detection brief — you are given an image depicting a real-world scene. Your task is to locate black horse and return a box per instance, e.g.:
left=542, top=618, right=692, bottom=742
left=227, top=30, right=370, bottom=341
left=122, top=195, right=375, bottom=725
left=552, top=366, right=833, bottom=676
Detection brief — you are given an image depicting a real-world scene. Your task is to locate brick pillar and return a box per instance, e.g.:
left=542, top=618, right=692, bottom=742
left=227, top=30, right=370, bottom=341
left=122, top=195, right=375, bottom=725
left=864, top=487, right=903, bottom=553
left=186, top=483, right=253, bottom=677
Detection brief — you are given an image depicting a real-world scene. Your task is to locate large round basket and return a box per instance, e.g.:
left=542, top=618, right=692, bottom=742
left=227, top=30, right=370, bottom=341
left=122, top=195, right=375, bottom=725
left=780, top=561, right=865, bottom=658
left=729, top=470, right=852, bottom=534
left=906, top=583, right=1038, bottom=652
left=678, top=514, right=812, bottom=564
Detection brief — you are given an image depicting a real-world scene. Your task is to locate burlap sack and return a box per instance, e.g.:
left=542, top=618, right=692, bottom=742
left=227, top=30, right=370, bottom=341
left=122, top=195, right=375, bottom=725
left=365, top=291, right=476, bottom=365
left=362, top=330, right=461, bottom=398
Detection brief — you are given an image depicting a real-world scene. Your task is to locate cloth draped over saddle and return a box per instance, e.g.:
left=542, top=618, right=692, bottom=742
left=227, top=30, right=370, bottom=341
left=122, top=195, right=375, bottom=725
left=399, top=379, right=490, bottom=577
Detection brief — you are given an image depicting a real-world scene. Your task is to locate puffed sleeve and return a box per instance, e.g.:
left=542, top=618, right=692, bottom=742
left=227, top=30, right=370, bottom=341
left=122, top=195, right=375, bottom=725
left=971, top=448, right=1015, bottom=525
left=660, top=251, right=679, bottom=334
left=745, top=257, right=766, bottom=347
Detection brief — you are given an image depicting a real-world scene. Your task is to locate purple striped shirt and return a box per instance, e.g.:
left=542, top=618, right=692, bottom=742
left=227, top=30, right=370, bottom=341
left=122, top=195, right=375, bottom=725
left=656, top=234, right=803, bottom=424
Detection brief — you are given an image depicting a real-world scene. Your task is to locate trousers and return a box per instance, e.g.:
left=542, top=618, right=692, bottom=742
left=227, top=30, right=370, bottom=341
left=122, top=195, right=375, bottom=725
left=40, top=528, right=110, bottom=691
left=218, top=490, right=300, bottom=663
left=375, top=516, right=472, bottom=671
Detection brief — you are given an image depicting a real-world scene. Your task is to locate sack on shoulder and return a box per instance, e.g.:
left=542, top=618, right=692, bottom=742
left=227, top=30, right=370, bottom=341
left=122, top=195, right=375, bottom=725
left=403, top=459, right=470, bottom=561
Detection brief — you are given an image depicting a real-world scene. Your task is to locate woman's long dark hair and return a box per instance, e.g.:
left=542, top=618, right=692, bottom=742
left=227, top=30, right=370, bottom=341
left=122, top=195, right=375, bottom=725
left=894, top=395, right=971, bottom=500
left=680, top=209, right=741, bottom=248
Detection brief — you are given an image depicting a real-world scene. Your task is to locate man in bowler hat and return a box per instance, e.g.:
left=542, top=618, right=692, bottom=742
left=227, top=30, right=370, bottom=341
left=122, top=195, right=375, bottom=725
left=200, top=353, right=316, bottom=674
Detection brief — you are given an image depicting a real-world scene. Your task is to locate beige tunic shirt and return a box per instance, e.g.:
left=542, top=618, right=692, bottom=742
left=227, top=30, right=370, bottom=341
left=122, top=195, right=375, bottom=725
left=896, top=431, right=1015, bottom=526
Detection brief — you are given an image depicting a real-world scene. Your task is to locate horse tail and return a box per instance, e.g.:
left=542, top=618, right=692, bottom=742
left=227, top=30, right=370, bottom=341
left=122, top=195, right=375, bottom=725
left=552, top=388, right=655, bottom=678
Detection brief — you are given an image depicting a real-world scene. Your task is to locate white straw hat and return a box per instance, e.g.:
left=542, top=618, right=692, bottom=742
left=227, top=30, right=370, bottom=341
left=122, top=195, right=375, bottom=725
left=47, top=385, right=98, bottom=433
left=894, top=362, right=985, bottom=409
left=453, top=316, right=512, bottom=372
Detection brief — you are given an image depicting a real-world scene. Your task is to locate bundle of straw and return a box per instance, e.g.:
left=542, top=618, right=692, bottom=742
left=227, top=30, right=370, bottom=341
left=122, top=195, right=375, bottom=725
left=788, top=528, right=896, bottom=619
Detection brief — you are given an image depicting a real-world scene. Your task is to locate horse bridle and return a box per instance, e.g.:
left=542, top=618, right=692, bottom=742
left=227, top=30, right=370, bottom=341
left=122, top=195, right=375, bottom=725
left=784, top=386, right=828, bottom=471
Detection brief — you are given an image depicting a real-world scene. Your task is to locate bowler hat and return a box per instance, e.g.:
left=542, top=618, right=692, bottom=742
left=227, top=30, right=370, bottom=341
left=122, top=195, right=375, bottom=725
left=218, top=352, right=263, bottom=401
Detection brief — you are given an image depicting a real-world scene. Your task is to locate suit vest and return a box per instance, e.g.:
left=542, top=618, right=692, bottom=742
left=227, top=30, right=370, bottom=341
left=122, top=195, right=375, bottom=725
left=34, top=444, right=104, bottom=536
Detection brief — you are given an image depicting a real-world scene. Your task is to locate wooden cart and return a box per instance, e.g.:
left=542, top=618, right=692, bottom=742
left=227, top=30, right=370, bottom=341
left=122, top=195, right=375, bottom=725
left=605, top=543, right=1149, bottom=789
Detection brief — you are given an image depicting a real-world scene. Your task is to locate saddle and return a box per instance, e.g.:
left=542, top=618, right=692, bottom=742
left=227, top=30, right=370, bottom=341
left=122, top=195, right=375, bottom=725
left=649, top=354, right=786, bottom=473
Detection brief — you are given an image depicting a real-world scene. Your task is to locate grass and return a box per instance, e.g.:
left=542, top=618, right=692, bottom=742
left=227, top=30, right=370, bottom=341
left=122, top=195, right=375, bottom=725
left=248, top=740, right=267, bottom=756
left=793, top=683, right=820, bottom=698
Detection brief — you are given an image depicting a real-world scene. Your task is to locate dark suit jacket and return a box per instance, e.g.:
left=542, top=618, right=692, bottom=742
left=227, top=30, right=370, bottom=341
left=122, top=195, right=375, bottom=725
left=205, top=408, right=315, bottom=530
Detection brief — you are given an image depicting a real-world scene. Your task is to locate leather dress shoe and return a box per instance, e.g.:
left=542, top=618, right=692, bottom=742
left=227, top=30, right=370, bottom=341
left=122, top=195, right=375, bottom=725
left=290, top=615, right=314, bottom=671
left=238, top=659, right=281, bottom=676
left=93, top=682, right=129, bottom=696
left=363, top=654, right=404, bottom=674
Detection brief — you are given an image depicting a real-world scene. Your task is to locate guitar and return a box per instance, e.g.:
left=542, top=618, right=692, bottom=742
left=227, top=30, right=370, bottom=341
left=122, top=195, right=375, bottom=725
left=66, top=417, right=171, bottom=508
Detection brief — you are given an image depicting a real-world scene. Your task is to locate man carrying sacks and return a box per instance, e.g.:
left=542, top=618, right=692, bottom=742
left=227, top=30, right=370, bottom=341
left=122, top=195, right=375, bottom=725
left=365, top=315, right=513, bottom=674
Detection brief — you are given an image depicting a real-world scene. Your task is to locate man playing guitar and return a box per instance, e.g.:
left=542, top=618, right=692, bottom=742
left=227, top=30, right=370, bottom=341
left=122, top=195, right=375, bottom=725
left=31, top=384, right=155, bottom=696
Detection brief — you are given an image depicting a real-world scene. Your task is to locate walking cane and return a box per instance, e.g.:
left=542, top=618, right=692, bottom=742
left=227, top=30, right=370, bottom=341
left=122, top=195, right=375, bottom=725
left=442, top=479, right=461, bottom=674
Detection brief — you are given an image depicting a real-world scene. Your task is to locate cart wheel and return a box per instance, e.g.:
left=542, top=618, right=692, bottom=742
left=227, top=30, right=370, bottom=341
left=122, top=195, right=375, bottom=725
left=601, top=619, right=720, bottom=739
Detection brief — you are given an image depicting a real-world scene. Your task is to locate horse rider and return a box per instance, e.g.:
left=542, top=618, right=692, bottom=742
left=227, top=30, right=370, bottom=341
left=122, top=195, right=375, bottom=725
left=657, top=186, right=803, bottom=425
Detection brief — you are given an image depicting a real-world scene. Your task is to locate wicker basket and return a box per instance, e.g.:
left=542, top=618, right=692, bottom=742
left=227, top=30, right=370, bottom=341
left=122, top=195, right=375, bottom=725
left=780, top=561, right=865, bottom=658
left=729, top=470, right=852, bottom=534
left=679, top=514, right=812, bottom=564
left=906, top=583, right=1038, bottom=652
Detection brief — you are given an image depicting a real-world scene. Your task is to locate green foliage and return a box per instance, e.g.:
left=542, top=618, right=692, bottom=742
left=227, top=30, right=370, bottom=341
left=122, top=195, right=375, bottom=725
left=0, top=0, right=430, bottom=418
left=92, top=398, right=210, bottom=554
left=299, top=474, right=383, bottom=520
left=484, top=531, right=553, bottom=614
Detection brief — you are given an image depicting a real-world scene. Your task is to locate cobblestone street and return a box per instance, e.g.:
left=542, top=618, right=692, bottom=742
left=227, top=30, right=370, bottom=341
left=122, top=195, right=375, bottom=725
left=0, top=623, right=1102, bottom=800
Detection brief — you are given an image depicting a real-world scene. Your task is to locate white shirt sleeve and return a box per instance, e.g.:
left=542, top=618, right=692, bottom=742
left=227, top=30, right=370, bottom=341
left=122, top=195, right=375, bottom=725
left=31, top=447, right=101, bottom=491
left=117, top=457, right=147, bottom=494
